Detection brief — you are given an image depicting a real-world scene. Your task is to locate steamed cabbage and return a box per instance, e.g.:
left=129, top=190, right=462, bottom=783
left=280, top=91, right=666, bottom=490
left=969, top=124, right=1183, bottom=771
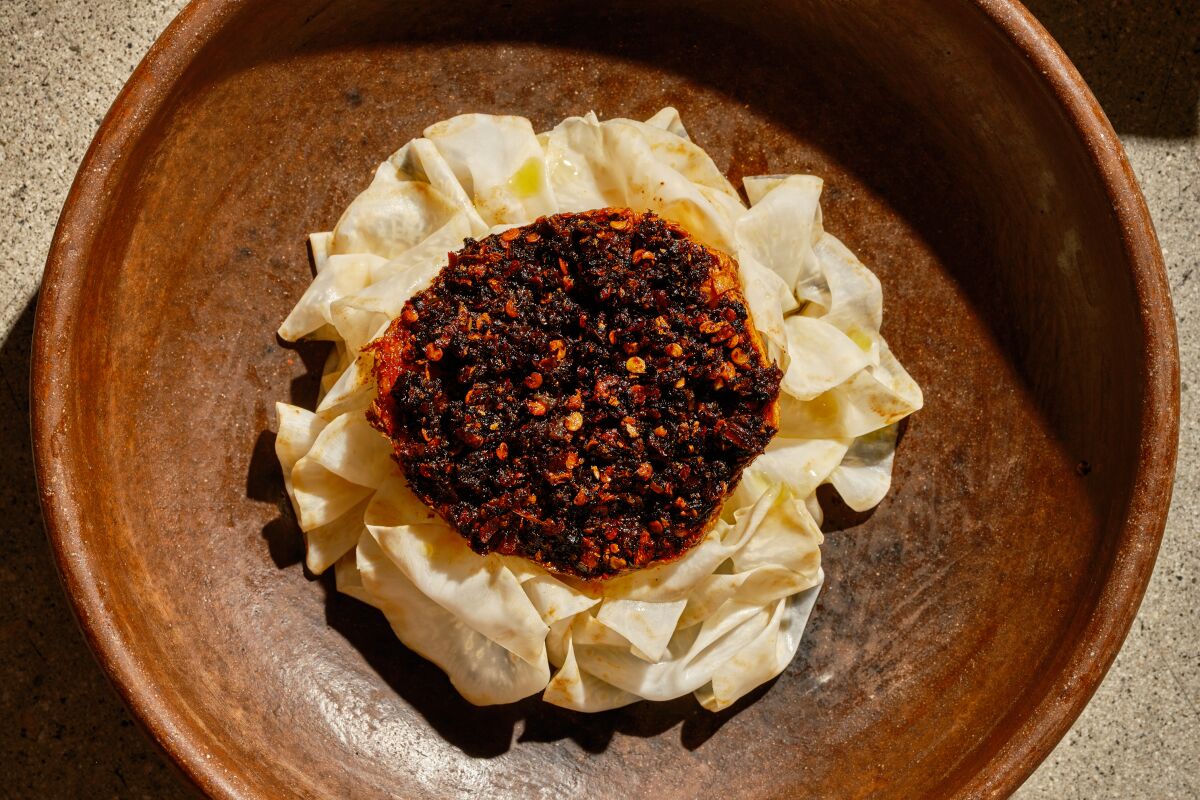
left=275, top=109, right=921, bottom=711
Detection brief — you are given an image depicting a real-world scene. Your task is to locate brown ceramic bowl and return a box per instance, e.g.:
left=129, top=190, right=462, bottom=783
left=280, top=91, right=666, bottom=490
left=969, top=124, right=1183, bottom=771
left=33, top=0, right=1178, bottom=797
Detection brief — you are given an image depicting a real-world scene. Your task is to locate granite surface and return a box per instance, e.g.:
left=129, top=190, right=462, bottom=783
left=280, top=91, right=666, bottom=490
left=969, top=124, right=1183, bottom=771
left=0, top=1, right=1195, bottom=797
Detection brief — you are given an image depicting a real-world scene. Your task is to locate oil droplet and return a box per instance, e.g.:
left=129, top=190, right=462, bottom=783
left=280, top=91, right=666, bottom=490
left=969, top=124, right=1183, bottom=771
left=559, top=156, right=581, bottom=180
left=847, top=327, right=872, bottom=351
left=508, top=157, right=543, bottom=198
left=806, top=391, right=839, bottom=424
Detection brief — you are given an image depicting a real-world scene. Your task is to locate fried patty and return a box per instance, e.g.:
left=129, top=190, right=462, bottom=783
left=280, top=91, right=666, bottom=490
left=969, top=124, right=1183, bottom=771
left=366, top=208, right=781, bottom=579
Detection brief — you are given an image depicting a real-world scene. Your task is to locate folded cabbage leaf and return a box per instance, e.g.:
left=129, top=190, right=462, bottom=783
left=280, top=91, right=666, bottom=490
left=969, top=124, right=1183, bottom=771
left=273, top=108, right=922, bottom=712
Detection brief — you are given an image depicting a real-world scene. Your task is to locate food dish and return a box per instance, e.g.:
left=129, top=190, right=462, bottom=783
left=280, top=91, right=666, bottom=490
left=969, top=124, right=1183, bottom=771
left=32, top=0, right=1177, bottom=795
left=274, top=110, right=921, bottom=710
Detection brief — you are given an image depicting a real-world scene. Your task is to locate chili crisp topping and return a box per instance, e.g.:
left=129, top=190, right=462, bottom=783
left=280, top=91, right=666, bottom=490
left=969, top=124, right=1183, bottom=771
left=366, top=208, right=781, bottom=579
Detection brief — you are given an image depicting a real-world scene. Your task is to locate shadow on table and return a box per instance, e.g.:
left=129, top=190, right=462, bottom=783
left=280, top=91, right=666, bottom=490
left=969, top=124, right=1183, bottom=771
left=1023, top=0, right=1200, bottom=137
left=0, top=295, right=196, bottom=798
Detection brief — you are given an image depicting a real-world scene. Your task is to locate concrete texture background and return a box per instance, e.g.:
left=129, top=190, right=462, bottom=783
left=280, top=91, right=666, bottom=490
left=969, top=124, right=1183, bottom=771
left=0, top=1, right=1195, bottom=797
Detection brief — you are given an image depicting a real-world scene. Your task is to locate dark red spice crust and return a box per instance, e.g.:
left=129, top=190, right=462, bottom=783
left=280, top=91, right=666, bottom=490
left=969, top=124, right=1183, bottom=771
left=366, top=208, right=781, bottom=579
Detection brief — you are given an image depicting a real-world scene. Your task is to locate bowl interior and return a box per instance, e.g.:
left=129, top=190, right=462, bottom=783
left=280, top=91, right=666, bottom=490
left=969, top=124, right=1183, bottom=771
left=37, top=0, right=1173, bottom=797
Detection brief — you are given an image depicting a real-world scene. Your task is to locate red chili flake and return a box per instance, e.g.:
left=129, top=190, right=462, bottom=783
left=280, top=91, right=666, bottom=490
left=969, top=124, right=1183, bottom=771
left=364, top=209, right=781, bottom=579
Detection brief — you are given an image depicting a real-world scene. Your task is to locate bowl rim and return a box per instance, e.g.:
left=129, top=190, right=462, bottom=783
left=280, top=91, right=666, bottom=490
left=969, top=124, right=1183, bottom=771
left=31, top=0, right=1180, bottom=797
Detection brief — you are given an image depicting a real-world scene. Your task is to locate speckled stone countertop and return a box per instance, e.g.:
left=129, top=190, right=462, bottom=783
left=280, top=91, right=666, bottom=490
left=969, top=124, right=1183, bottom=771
left=1, top=1, right=1195, bottom=797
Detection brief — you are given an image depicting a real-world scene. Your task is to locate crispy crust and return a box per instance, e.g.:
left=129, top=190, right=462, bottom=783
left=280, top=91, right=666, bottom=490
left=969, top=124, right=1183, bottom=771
left=702, top=244, right=780, bottom=429
left=366, top=208, right=782, bottom=579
